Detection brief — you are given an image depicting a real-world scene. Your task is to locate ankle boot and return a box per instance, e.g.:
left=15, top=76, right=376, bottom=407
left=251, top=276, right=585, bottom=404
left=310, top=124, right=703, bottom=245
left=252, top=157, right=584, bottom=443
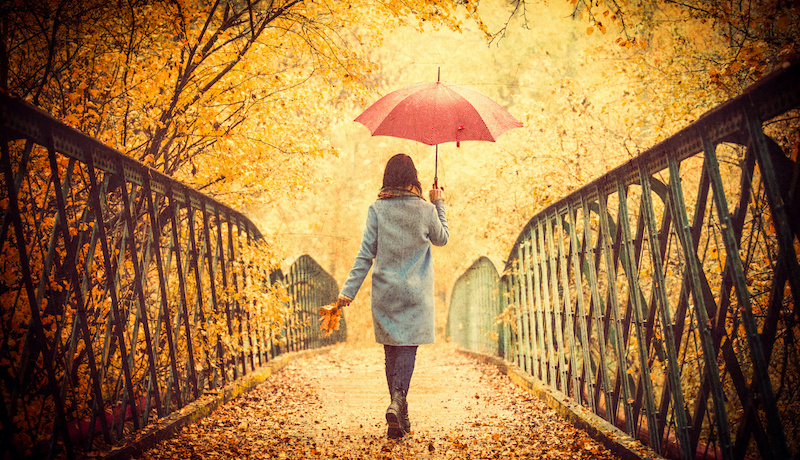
left=385, top=389, right=407, bottom=439
left=400, top=395, right=411, bottom=433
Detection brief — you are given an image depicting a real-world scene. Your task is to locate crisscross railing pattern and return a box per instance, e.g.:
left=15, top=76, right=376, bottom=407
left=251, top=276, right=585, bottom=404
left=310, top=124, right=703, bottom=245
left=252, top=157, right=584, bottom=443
left=450, top=62, right=800, bottom=459
left=0, top=95, right=344, bottom=459
left=281, top=254, right=346, bottom=352
left=446, top=257, right=503, bottom=356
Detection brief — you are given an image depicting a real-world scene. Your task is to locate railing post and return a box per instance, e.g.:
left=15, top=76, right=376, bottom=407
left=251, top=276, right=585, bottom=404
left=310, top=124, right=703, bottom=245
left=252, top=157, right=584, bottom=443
left=667, top=154, right=734, bottom=459
left=568, top=201, right=596, bottom=413
left=499, top=276, right=510, bottom=361
left=200, top=202, right=225, bottom=382
left=615, top=177, right=662, bottom=453
left=545, top=215, right=568, bottom=395
left=701, top=131, right=789, bottom=459
left=186, top=205, right=214, bottom=390
left=84, top=151, right=141, bottom=433
left=581, top=195, right=614, bottom=422
left=167, top=188, right=200, bottom=400
left=535, top=221, right=557, bottom=387
left=517, top=241, right=532, bottom=374
left=143, top=175, right=184, bottom=411
left=510, top=267, right=524, bottom=370
left=597, top=186, right=634, bottom=435
left=228, top=214, right=249, bottom=376
left=118, top=172, right=164, bottom=421
left=531, top=228, right=547, bottom=382
left=2, top=138, right=75, bottom=457
left=555, top=211, right=581, bottom=402
left=212, top=209, right=236, bottom=380
left=638, top=166, right=692, bottom=459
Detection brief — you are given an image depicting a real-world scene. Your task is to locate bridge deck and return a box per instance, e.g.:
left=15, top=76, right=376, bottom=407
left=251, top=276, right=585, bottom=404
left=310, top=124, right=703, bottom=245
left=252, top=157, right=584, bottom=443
left=134, top=344, right=622, bottom=459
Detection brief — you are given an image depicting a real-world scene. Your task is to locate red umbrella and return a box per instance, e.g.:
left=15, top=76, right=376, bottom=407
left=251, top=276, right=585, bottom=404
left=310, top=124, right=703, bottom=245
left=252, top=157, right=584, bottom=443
left=355, top=79, right=522, bottom=187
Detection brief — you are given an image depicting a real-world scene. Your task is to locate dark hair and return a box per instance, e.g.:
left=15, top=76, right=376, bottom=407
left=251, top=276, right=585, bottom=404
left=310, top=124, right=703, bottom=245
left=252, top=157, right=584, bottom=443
left=382, top=154, right=422, bottom=193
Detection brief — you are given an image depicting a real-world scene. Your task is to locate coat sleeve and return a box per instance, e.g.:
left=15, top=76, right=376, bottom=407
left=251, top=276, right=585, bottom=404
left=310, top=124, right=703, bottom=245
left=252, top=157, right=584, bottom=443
left=340, top=206, right=378, bottom=299
left=429, top=201, right=449, bottom=247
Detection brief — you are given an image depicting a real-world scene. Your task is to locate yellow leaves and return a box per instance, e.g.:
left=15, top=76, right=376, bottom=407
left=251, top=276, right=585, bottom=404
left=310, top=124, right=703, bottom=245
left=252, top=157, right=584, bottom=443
left=63, top=114, right=81, bottom=127
left=318, top=304, right=342, bottom=335
left=587, top=22, right=610, bottom=35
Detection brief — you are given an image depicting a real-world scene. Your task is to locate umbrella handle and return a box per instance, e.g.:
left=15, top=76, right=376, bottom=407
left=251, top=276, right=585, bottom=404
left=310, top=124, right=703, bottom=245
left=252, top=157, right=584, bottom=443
left=433, top=69, right=441, bottom=190
left=433, top=144, right=439, bottom=189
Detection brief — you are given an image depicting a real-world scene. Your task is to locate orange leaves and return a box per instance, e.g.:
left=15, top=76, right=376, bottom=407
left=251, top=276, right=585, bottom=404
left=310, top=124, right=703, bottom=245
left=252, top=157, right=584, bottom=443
left=318, top=304, right=342, bottom=335
left=585, top=22, right=607, bottom=35
left=63, top=113, right=81, bottom=127
left=613, top=37, right=647, bottom=50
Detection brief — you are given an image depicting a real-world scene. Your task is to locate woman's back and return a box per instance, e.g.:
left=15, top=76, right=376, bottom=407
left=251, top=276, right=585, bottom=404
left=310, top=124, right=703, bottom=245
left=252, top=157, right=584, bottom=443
left=372, top=196, right=448, bottom=270
left=366, top=196, right=448, bottom=345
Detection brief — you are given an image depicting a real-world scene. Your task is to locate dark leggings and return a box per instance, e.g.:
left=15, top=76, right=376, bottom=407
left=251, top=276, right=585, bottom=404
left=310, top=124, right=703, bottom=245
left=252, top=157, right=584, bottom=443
left=383, top=345, right=418, bottom=395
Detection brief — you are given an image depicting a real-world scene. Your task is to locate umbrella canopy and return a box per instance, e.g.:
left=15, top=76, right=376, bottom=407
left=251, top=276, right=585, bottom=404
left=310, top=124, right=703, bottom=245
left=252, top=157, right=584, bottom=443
left=355, top=81, right=522, bottom=147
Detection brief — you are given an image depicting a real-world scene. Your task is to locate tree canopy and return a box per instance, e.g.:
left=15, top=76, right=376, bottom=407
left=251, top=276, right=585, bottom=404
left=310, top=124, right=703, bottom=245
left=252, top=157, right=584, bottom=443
left=1, top=0, right=487, bottom=209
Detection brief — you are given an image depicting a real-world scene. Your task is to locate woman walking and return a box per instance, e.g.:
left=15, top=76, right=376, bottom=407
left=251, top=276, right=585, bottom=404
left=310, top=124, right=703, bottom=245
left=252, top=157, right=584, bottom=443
left=336, top=153, right=448, bottom=439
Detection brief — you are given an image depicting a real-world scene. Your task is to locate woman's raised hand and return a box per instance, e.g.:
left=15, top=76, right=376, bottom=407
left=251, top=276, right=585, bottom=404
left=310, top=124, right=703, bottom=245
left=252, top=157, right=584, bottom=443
left=429, top=187, right=445, bottom=203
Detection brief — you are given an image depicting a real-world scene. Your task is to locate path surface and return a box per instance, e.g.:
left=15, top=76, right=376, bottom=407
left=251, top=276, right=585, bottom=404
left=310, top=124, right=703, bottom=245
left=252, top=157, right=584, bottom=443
left=135, top=343, right=620, bottom=459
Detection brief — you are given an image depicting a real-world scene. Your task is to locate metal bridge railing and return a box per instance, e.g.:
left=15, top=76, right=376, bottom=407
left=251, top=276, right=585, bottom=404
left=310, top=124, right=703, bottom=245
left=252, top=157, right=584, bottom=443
left=449, top=62, right=800, bottom=460
left=0, top=94, right=344, bottom=459
left=279, top=254, right=346, bottom=352
left=446, top=257, right=503, bottom=356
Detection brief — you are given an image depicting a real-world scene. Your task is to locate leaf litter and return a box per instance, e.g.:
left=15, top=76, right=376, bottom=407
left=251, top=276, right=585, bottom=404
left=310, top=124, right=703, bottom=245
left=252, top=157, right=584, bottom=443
left=136, top=344, right=620, bottom=459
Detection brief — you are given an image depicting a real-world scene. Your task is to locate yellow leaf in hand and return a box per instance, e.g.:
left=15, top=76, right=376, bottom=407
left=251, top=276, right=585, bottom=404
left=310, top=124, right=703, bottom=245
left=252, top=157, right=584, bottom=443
left=318, top=304, right=341, bottom=335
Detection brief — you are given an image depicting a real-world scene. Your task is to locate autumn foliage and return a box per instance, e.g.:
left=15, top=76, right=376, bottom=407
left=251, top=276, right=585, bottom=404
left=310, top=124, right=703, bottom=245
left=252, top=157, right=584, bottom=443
left=1, top=0, right=488, bottom=207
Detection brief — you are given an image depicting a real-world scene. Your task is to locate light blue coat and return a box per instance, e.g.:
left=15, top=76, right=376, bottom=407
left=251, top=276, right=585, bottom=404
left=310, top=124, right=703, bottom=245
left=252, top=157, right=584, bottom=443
left=341, top=196, right=449, bottom=345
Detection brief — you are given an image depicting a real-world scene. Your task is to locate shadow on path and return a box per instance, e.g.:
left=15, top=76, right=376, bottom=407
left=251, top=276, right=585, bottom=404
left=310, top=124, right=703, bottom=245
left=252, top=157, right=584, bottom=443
left=135, top=343, right=620, bottom=459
